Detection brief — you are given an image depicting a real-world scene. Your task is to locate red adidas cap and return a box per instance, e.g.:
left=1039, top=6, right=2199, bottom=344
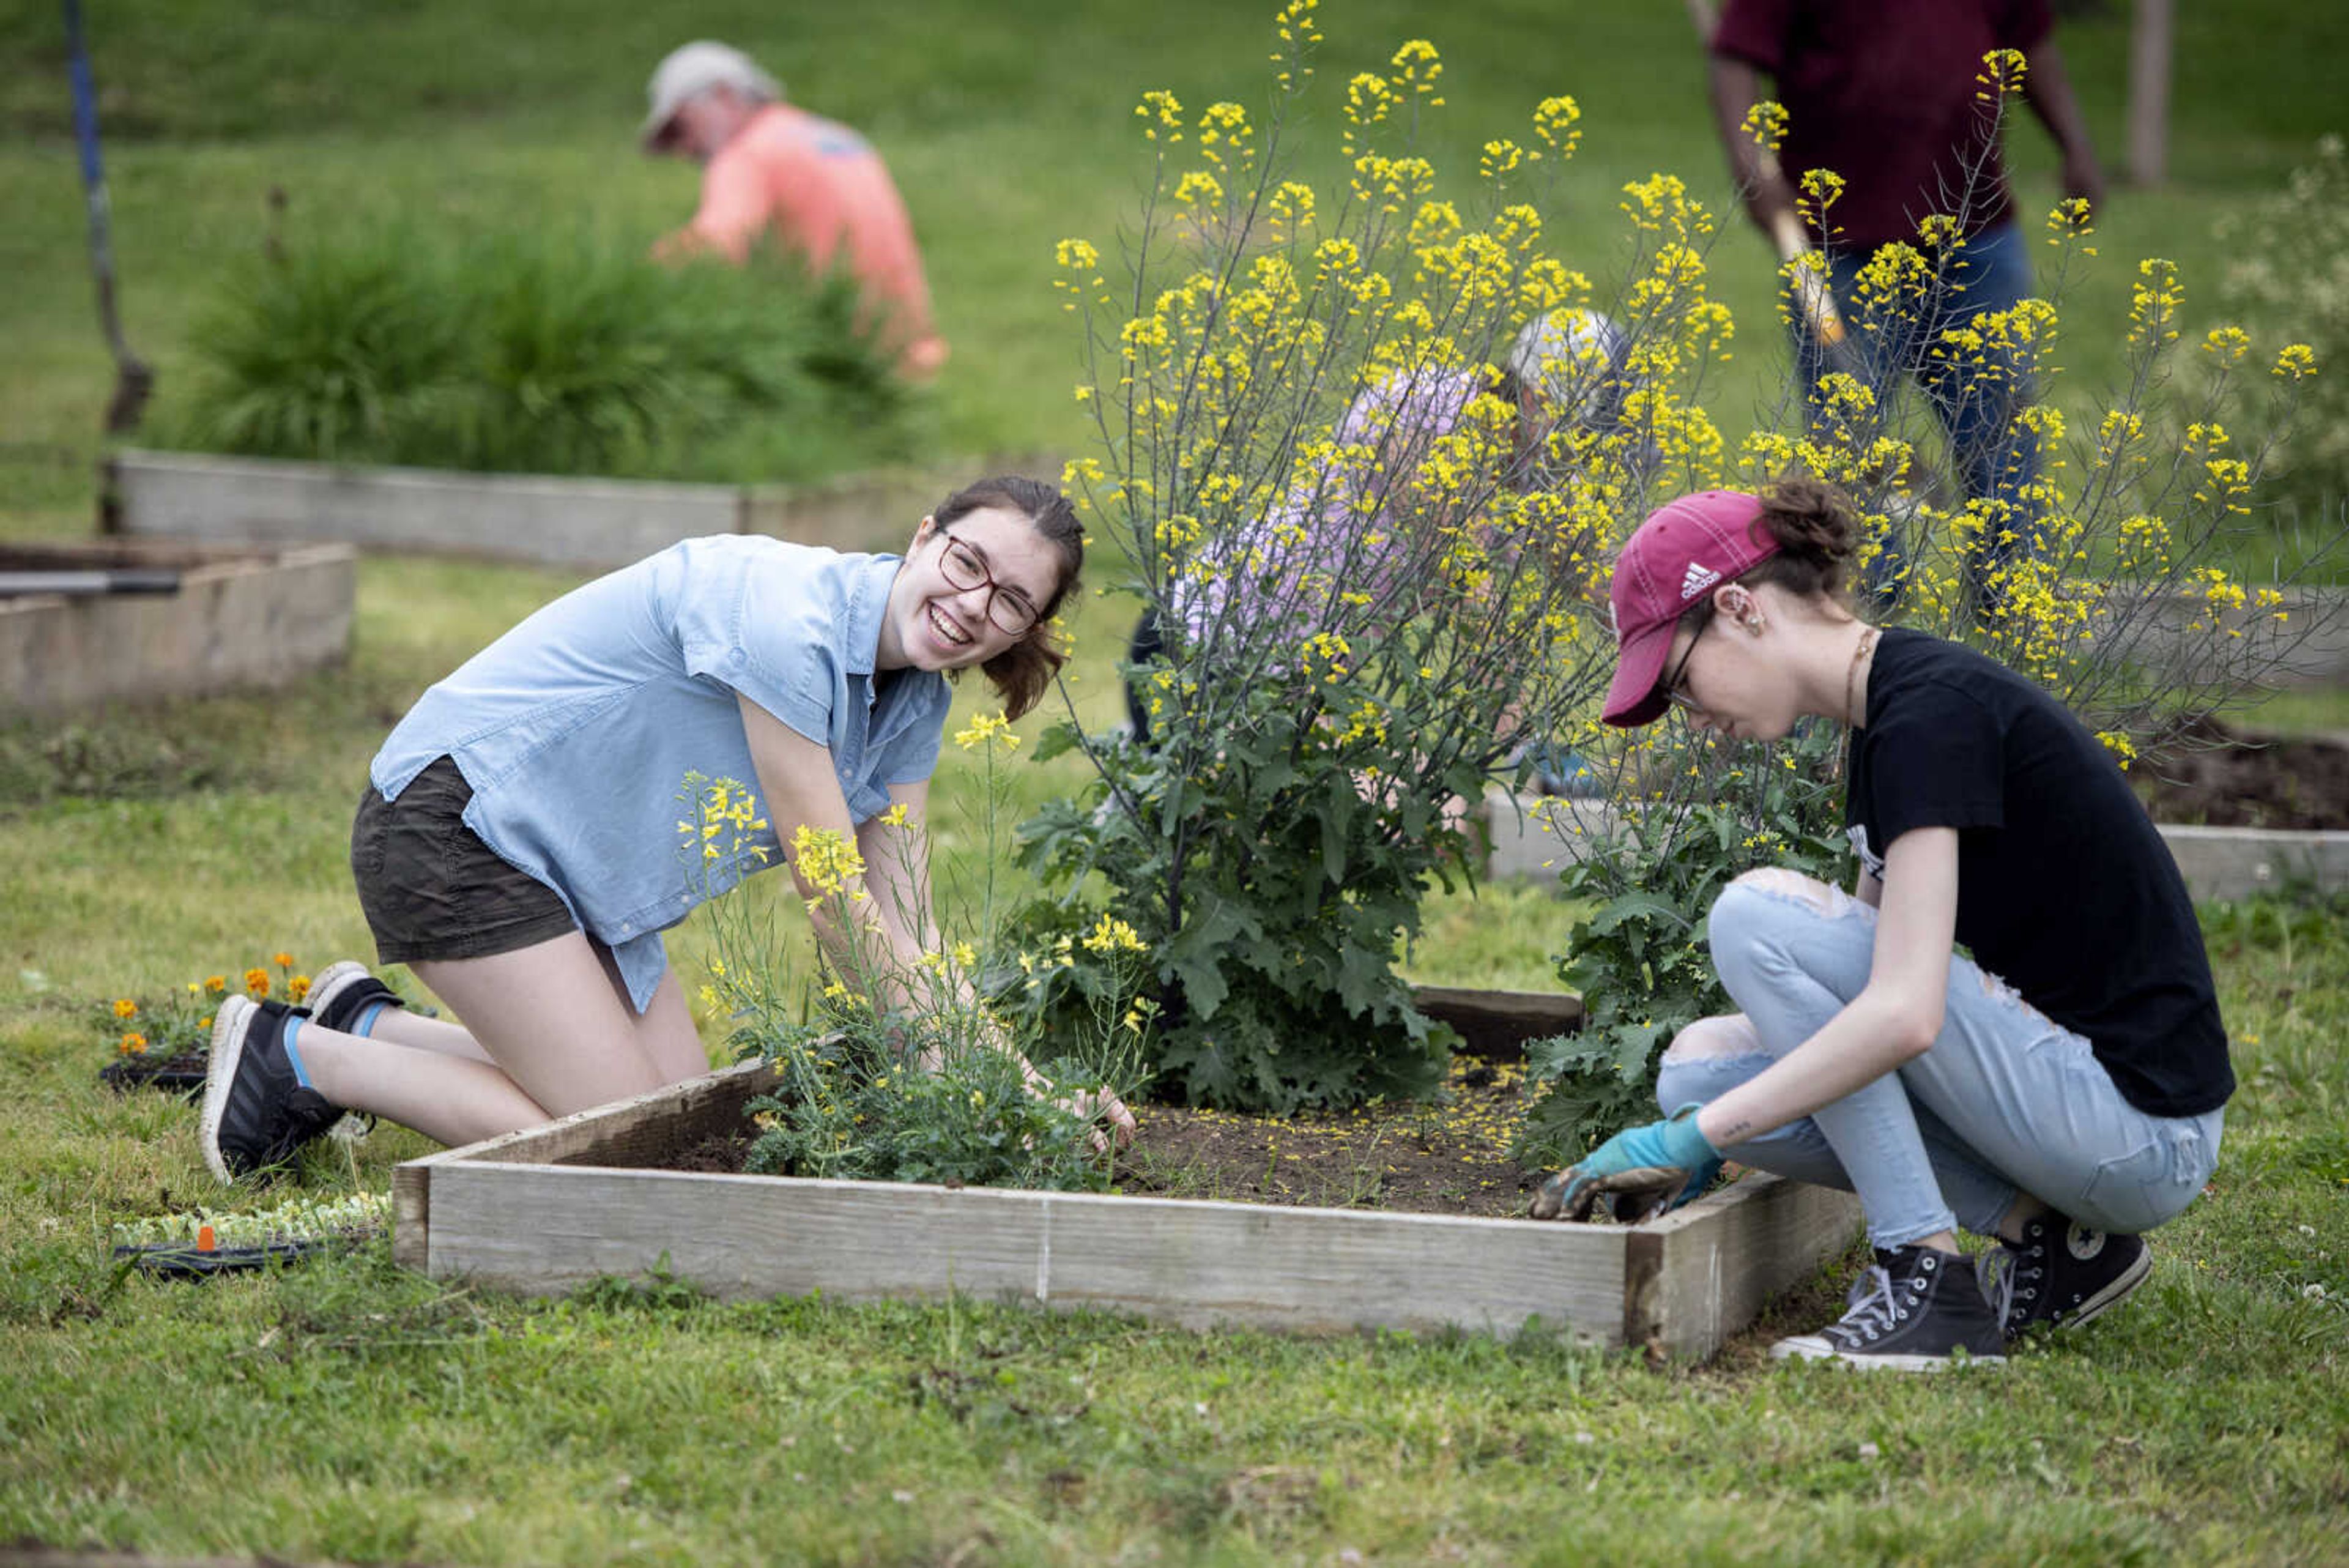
left=1601, top=489, right=1780, bottom=727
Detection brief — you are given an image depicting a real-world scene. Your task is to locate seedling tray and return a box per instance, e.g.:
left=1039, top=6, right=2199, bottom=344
left=98, top=1050, right=208, bottom=1099
left=111, top=1228, right=380, bottom=1279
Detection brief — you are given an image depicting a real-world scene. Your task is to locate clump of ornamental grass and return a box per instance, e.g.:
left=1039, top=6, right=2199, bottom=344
left=1514, top=50, right=2340, bottom=1163
left=166, top=223, right=912, bottom=484
left=1004, top=5, right=1703, bottom=1115
left=683, top=719, right=1148, bottom=1191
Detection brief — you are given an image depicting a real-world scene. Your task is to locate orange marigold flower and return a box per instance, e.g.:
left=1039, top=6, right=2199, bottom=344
left=199, top=1015, right=213, bottom=1030
left=243, top=967, right=271, bottom=997
left=204, top=976, right=228, bottom=995
left=289, top=975, right=312, bottom=1004
left=118, top=1032, right=148, bottom=1055
left=274, top=951, right=296, bottom=970
left=113, top=998, right=138, bottom=1019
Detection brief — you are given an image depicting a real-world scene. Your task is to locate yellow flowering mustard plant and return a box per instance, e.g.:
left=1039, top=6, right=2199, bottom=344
left=1037, top=9, right=2337, bottom=1132
left=683, top=751, right=1148, bottom=1194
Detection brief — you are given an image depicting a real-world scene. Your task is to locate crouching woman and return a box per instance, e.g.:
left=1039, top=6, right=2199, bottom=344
left=200, top=475, right=1131, bottom=1181
left=1531, top=479, right=2230, bottom=1370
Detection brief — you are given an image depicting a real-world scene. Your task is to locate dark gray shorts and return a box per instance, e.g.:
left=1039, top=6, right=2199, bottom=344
left=351, top=756, right=579, bottom=965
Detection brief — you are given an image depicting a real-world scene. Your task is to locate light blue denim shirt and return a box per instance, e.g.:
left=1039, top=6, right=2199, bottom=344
left=370, top=535, right=951, bottom=1013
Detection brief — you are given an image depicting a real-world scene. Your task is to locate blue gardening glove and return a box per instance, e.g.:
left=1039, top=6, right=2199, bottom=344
left=1529, top=1104, right=1724, bottom=1223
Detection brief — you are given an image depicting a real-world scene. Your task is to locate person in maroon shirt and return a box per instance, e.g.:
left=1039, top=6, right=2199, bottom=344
left=1707, top=0, right=2105, bottom=611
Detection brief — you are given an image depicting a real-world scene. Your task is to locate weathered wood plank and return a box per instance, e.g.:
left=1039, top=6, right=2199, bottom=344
left=423, top=1163, right=1630, bottom=1339
left=1484, top=791, right=2349, bottom=903
left=105, top=448, right=1072, bottom=572
left=0, top=540, right=354, bottom=717
left=405, top=1058, right=777, bottom=1178
left=2153, top=825, right=2349, bottom=904
left=1640, top=1173, right=1864, bottom=1359
left=110, top=448, right=742, bottom=571
left=390, top=1164, right=428, bottom=1272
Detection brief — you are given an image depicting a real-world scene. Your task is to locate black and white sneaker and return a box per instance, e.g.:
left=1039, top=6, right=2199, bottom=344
left=199, top=996, right=344, bottom=1183
left=1981, top=1216, right=2151, bottom=1340
left=302, top=960, right=407, bottom=1141
left=303, top=960, right=407, bottom=1036
left=1770, top=1245, right=2008, bottom=1372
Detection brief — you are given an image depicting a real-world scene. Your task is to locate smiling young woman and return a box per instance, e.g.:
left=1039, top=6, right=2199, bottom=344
left=1531, top=478, right=2232, bottom=1372
left=198, top=475, right=1133, bottom=1183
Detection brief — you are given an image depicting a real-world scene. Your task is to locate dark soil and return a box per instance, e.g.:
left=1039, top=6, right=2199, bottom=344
left=666, top=1055, right=1548, bottom=1220
left=2137, top=717, right=2349, bottom=830
left=1113, top=1055, right=1538, bottom=1217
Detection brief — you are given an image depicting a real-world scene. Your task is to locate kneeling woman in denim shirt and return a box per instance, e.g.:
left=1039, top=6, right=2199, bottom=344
left=1531, top=479, right=2230, bottom=1370
left=200, top=475, right=1129, bottom=1179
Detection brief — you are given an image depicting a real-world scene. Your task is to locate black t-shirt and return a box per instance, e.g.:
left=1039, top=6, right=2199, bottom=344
left=1844, top=630, right=2232, bottom=1117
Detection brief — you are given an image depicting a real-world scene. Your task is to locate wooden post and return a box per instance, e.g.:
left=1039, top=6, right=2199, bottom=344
left=2126, top=0, right=2173, bottom=187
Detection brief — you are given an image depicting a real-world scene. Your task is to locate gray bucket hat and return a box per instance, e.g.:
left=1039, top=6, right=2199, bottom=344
left=642, top=41, right=782, bottom=149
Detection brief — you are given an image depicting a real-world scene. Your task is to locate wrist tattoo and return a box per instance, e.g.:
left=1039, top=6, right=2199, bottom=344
left=1716, top=1118, right=1753, bottom=1143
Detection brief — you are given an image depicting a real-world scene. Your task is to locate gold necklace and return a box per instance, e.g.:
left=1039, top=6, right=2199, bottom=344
left=1846, top=626, right=1879, bottom=728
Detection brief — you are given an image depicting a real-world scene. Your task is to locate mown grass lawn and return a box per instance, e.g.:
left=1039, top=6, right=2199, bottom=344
left=3, top=2, right=2346, bottom=1561
left=3, top=549, right=2345, bottom=1568
left=6, top=0, right=2346, bottom=546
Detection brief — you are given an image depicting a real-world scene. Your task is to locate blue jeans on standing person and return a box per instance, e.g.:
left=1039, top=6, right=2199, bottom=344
left=1655, top=868, right=2224, bottom=1250
left=1797, top=220, right=2044, bottom=609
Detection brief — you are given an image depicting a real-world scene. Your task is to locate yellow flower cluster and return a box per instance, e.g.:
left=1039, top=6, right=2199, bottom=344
left=678, top=776, right=771, bottom=868
left=1532, top=95, right=1583, bottom=161
left=1740, top=100, right=1787, bottom=155
left=953, top=713, right=1022, bottom=752
left=788, top=824, right=867, bottom=912
left=1079, top=914, right=1150, bottom=956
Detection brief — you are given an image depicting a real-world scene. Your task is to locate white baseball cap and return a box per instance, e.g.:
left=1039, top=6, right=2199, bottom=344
left=642, top=42, right=782, bottom=149
left=1506, top=310, right=1629, bottom=425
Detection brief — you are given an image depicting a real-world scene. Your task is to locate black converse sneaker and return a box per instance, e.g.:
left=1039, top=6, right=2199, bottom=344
left=1770, top=1245, right=2008, bottom=1371
left=199, top=996, right=344, bottom=1183
left=1981, top=1216, right=2151, bottom=1340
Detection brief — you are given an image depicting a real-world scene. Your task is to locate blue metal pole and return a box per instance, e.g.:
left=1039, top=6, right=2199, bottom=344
left=63, top=0, right=154, bottom=434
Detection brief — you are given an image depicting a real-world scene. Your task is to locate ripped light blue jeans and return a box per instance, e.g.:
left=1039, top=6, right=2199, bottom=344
left=1657, top=868, right=2225, bottom=1250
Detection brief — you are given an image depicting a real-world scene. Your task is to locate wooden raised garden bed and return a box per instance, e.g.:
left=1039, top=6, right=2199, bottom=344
left=106, top=448, right=1061, bottom=570
left=1484, top=781, right=2349, bottom=903
left=394, top=989, right=1861, bottom=1359
left=0, top=537, right=354, bottom=718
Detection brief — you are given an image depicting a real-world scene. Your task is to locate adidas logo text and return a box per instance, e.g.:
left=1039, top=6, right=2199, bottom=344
left=1680, top=562, right=1721, bottom=600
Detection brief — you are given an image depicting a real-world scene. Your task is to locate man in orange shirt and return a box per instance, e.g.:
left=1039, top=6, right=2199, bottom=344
left=642, top=41, right=948, bottom=378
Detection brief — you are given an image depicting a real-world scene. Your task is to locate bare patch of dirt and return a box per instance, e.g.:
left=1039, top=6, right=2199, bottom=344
left=1113, top=1056, right=1537, bottom=1217
left=665, top=1055, right=1545, bottom=1219
left=2137, top=717, right=2349, bottom=830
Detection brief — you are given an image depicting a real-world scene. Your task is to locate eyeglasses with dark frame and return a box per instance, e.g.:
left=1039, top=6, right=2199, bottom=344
left=935, top=528, right=1042, bottom=636
left=1660, top=614, right=1709, bottom=714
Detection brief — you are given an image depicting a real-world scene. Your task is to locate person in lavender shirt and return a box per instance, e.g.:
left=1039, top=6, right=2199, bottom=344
left=1121, top=310, right=1641, bottom=748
